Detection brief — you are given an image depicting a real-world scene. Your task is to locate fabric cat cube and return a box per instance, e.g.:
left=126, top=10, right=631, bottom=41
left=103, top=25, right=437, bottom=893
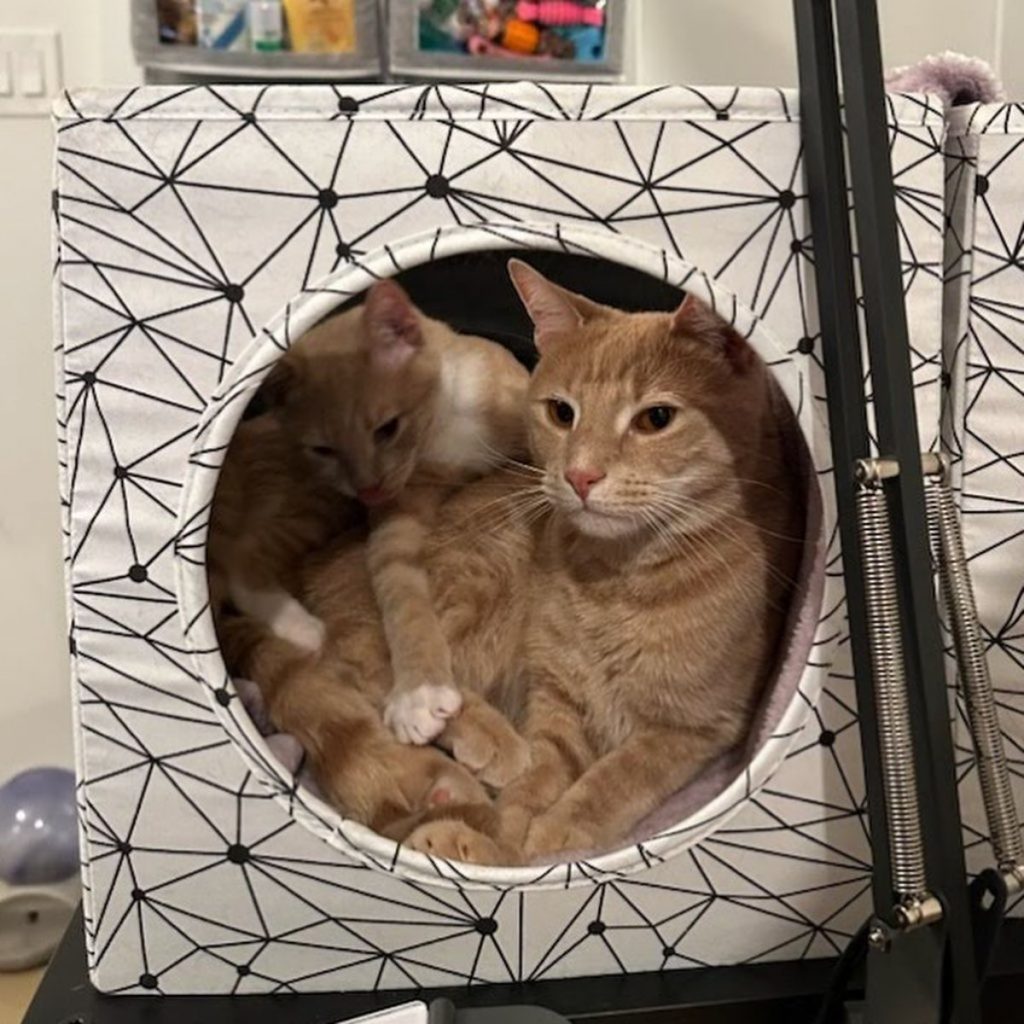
left=942, top=104, right=1024, bottom=877
left=53, top=84, right=948, bottom=994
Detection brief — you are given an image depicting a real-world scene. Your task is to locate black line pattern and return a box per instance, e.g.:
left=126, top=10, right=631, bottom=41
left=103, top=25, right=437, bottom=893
left=943, top=106, right=1024, bottom=903
left=53, top=84, right=947, bottom=994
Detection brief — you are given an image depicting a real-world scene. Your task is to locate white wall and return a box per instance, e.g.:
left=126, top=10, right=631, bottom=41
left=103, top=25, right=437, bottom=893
left=0, top=0, right=1022, bottom=784
left=635, top=0, right=1019, bottom=94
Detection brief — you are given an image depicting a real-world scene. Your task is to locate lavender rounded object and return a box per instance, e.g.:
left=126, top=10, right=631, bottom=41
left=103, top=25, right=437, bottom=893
left=0, top=767, right=78, bottom=885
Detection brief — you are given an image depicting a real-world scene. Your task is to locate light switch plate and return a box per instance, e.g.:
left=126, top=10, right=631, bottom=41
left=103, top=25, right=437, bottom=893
left=0, top=29, right=61, bottom=116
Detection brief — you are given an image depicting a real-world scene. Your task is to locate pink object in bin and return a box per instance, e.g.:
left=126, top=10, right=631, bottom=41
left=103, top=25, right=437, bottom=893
left=515, top=1, right=604, bottom=27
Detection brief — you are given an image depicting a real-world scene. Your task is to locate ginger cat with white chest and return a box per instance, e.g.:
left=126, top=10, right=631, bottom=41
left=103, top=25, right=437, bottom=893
left=209, top=280, right=531, bottom=828
left=253, top=280, right=530, bottom=745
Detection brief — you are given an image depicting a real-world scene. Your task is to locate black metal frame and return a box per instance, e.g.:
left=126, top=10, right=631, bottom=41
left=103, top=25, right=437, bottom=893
left=795, top=1, right=988, bottom=1021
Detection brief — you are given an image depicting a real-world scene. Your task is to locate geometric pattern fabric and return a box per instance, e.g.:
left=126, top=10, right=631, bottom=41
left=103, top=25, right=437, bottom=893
left=52, top=83, right=961, bottom=994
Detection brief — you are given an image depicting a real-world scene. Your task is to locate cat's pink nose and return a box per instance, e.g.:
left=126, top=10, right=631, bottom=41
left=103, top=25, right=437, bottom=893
left=565, top=467, right=605, bottom=501
left=356, top=485, right=392, bottom=507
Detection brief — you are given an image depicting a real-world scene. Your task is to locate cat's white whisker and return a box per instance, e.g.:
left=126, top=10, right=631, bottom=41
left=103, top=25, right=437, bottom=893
left=429, top=488, right=548, bottom=548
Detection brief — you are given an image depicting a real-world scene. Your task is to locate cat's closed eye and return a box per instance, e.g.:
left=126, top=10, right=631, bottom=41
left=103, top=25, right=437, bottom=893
left=374, top=417, right=400, bottom=443
left=308, top=444, right=336, bottom=458
left=633, top=406, right=676, bottom=433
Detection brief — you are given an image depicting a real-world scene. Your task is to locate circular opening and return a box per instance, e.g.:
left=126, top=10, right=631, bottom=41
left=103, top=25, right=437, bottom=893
left=177, top=224, right=839, bottom=889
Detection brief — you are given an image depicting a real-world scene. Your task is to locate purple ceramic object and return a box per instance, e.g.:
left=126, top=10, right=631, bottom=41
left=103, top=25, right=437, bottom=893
left=0, top=767, right=79, bottom=886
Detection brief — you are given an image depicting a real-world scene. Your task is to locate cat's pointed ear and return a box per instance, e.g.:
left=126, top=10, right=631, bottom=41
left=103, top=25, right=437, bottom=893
left=362, top=280, right=424, bottom=370
left=259, top=356, right=299, bottom=410
left=672, top=293, right=754, bottom=374
left=508, top=259, right=602, bottom=352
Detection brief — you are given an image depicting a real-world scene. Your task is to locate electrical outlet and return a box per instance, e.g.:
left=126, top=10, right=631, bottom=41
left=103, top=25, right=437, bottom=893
left=0, top=30, right=61, bottom=116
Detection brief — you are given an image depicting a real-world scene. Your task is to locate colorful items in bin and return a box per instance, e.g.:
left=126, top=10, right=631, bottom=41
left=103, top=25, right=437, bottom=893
left=249, top=0, right=284, bottom=51
left=418, top=0, right=605, bottom=62
left=157, top=0, right=198, bottom=44
left=283, top=0, right=357, bottom=54
left=0, top=767, right=79, bottom=971
left=197, top=0, right=249, bottom=50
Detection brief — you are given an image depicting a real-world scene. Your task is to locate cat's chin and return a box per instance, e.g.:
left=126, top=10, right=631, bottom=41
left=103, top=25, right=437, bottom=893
left=567, top=507, right=642, bottom=540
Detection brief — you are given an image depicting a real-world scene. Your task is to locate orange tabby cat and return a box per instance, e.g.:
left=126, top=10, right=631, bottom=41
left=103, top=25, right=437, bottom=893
left=484, top=261, right=801, bottom=860
left=405, top=261, right=802, bottom=861
left=248, top=260, right=800, bottom=863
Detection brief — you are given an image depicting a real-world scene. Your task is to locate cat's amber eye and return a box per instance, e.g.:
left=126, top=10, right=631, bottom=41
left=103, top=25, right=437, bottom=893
left=374, top=417, right=400, bottom=443
left=633, top=406, right=676, bottom=434
left=309, top=444, right=336, bottom=458
left=547, top=399, right=575, bottom=429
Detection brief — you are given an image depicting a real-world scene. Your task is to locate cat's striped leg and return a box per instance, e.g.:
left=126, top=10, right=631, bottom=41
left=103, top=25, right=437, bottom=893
left=493, top=682, right=596, bottom=851
left=368, top=507, right=463, bottom=744
left=523, top=724, right=724, bottom=861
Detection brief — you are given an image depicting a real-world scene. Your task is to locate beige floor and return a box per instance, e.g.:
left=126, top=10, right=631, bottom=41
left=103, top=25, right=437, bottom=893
left=0, top=969, right=43, bottom=1024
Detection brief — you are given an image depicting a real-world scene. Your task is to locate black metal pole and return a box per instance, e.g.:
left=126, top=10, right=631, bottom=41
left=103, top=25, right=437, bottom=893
left=833, top=3, right=982, bottom=1020
left=793, top=0, right=982, bottom=1021
left=791, top=0, right=894, bottom=915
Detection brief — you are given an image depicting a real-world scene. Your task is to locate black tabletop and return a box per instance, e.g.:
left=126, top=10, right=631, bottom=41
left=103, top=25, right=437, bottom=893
left=21, top=907, right=1024, bottom=1024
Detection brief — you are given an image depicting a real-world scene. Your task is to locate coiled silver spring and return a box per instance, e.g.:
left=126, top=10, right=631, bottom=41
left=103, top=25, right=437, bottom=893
left=856, top=481, right=929, bottom=899
left=925, top=473, right=1024, bottom=881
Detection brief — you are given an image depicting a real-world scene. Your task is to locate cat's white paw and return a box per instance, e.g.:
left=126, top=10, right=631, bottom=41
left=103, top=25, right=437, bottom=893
left=385, top=685, right=463, bottom=745
left=269, top=602, right=325, bottom=653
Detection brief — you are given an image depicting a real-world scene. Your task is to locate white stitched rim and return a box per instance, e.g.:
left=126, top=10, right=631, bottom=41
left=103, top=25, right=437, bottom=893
left=175, top=220, right=842, bottom=891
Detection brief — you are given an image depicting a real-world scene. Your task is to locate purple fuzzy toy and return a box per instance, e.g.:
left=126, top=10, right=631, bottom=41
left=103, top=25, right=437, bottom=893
left=885, top=50, right=1004, bottom=106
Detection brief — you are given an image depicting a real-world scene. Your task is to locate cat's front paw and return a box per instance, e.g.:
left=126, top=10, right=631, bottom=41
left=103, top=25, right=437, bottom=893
left=524, top=814, right=597, bottom=863
left=384, top=684, right=463, bottom=745
left=405, top=819, right=508, bottom=866
left=441, top=707, right=531, bottom=789
left=269, top=603, right=325, bottom=653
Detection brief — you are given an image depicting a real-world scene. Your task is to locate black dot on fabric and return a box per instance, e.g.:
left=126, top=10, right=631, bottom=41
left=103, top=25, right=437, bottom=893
left=790, top=239, right=803, bottom=254
left=128, top=564, right=148, bottom=583
left=336, top=241, right=352, bottom=259
left=139, top=973, right=158, bottom=990
left=241, top=111, right=256, bottom=124
left=68, top=635, right=77, bottom=655
left=588, top=920, right=606, bottom=936
left=223, top=283, right=245, bottom=304
left=227, top=843, right=250, bottom=865
left=819, top=729, right=836, bottom=747
left=976, top=175, right=989, bottom=197
left=237, top=964, right=251, bottom=976
left=716, top=110, right=730, bottom=121
left=215, top=687, right=232, bottom=707
left=318, top=188, right=339, bottom=210
left=663, top=945, right=675, bottom=958
left=118, top=841, right=132, bottom=855
left=778, top=189, right=797, bottom=209
left=337, top=95, right=359, bottom=115
left=425, top=174, right=450, bottom=199
left=81, top=370, right=97, bottom=386
left=797, top=337, right=815, bottom=355
left=941, top=371, right=952, bottom=389
left=113, top=465, right=129, bottom=480
left=475, top=917, right=498, bottom=935
left=131, top=888, right=145, bottom=902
